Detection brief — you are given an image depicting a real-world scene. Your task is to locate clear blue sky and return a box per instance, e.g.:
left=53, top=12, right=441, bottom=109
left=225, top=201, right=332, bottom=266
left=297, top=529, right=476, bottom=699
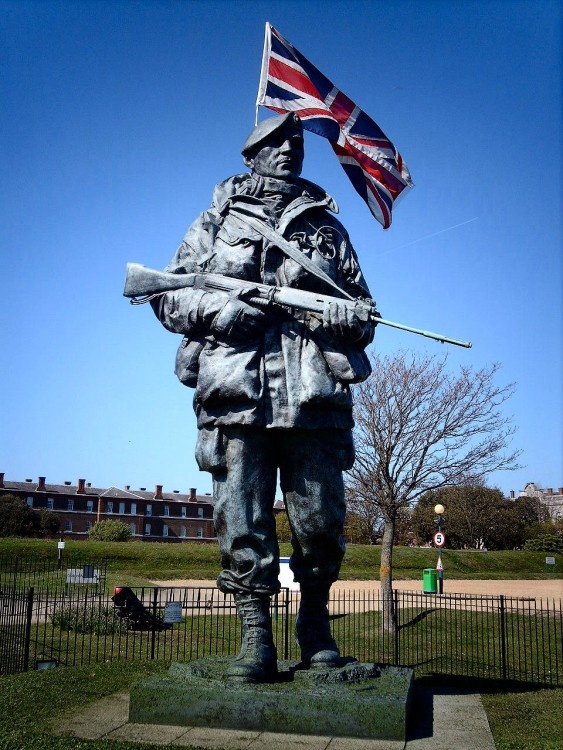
left=1, top=0, right=561, bottom=499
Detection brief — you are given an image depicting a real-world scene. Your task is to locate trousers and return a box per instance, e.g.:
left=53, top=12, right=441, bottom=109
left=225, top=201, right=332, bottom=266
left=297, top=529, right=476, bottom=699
left=208, top=426, right=351, bottom=596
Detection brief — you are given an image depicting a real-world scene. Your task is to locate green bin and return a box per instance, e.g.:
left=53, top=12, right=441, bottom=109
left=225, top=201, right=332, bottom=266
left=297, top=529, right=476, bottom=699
left=422, top=568, right=437, bottom=594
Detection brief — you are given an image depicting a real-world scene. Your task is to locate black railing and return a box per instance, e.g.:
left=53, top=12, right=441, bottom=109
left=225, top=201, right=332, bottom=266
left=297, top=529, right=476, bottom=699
left=0, top=553, right=108, bottom=598
left=0, top=586, right=34, bottom=675
left=1, top=557, right=561, bottom=686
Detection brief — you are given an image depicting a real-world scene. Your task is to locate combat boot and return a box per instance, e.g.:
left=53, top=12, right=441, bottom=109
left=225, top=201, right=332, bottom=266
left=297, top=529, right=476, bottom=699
left=227, top=593, right=278, bottom=683
left=296, top=583, right=341, bottom=669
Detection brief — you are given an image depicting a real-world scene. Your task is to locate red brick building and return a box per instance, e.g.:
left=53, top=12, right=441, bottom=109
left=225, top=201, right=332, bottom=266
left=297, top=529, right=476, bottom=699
left=0, top=473, right=216, bottom=542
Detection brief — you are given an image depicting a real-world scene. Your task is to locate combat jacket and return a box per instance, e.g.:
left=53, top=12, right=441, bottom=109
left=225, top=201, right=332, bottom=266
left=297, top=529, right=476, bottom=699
left=151, top=172, right=374, bottom=432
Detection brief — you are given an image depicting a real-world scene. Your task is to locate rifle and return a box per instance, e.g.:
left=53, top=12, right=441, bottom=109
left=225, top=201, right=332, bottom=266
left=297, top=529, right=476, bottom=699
left=123, top=262, right=472, bottom=349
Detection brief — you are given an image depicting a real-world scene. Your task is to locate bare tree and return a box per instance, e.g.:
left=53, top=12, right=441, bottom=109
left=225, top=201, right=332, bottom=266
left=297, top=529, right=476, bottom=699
left=347, top=351, right=521, bottom=630
left=344, top=486, right=383, bottom=544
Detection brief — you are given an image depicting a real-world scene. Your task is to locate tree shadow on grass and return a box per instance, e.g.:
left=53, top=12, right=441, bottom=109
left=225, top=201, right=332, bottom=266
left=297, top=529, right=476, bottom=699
left=399, top=608, right=438, bottom=629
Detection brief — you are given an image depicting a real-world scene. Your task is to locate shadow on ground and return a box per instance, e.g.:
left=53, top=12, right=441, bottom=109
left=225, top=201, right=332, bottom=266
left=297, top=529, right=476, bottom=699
left=407, top=675, right=552, bottom=742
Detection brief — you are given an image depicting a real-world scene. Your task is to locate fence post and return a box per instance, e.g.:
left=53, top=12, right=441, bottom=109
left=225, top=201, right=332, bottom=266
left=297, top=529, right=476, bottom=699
left=283, top=588, right=290, bottom=660
left=499, top=594, right=507, bottom=681
left=150, top=588, right=159, bottom=660
left=10, top=557, right=19, bottom=615
left=393, top=589, right=400, bottom=666
left=23, top=587, right=34, bottom=672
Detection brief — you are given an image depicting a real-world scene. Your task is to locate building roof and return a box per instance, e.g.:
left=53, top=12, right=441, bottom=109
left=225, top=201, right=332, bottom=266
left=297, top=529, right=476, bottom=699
left=0, top=476, right=214, bottom=504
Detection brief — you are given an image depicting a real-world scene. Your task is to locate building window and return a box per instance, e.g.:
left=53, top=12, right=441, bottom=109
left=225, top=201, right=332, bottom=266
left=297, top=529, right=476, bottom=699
left=86, top=500, right=94, bottom=513
left=163, top=525, right=169, bottom=537
left=65, top=520, right=73, bottom=532
left=119, top=502, right=125, bottom=514
left=197, top=527, right=203, bottom=538
left=180, top=526, right=187, bottom=538
left=67, top=499, right=74, bottom=511
left=47, top=498, right=54, bottom=510
left=181, top=507, right=187, bottom=518
left=106, top=500, right=113, bottom=513
left=146, top=504, right=152, bottom=517
left=130, top=503, right=137, bottom=515
left=26, top=497, right=33, bottom=507
left=130, top=523, right=136, bottom=536
left=145, top=523, right=151, bottom=536
left=164, top=506, right=170, bottom=517
left=197, top=507, right=204, bottom=518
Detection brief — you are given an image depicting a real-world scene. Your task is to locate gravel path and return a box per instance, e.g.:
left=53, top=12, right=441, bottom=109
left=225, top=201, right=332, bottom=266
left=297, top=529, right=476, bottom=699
left=151, top=578, right=562, bottom=600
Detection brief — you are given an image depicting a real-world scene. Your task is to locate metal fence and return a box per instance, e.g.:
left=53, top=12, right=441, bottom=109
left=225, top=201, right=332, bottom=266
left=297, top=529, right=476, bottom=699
left=0, top=554, right=108, bottom=673
left=1, top=558, right=561, bottom=686
left=0, top=587, right=34, bottom=675
left=0, top=554, right=108, bottom=597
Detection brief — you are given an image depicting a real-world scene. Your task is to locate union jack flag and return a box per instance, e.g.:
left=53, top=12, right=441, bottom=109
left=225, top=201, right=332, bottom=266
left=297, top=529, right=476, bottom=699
left=256, top=23, right=413, bottom=229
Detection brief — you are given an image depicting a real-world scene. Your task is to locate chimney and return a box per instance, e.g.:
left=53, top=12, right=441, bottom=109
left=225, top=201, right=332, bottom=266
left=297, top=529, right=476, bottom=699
left=189, top=487, right=197, bottom=501
left=0, top=472, right=4, bottom=489
left=509, top=490, right=515, bottom=499
left=559, top=488, right=563, bottom=495
left=547, top=488, right=553, bottom=495
left=154, top=484, right=163, bottom=500
left=36, top=476, right=46, bottom=491
left=77, top=478, right=86, bottom=494
left=124, top=485, right=130, bottom=491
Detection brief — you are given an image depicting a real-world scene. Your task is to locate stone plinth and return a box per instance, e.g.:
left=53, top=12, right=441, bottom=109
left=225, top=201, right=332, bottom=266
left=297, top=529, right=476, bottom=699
left=129, top=658, right=413, bottom=741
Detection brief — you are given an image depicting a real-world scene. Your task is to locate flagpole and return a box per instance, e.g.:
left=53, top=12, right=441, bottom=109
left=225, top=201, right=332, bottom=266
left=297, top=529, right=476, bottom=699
left=255, top=22, right=271, bottom=125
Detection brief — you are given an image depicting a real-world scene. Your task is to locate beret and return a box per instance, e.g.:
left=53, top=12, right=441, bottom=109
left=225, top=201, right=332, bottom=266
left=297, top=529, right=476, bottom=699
left=241, top=113, right=302, bottom=156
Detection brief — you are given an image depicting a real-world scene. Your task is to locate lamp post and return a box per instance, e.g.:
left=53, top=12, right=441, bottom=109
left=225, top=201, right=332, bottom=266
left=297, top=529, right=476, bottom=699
left=434, top=504, right=445, bottom=594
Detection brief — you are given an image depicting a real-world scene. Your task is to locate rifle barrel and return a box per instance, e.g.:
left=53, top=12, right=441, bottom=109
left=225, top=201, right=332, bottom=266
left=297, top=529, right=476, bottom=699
left=374, top=316, right=472, bottom=348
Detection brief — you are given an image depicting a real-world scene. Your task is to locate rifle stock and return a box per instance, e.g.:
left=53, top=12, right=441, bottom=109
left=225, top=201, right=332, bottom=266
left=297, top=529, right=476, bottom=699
left=123, top=264, right=193, bottom=298
left=124, top=263, right=472, bottom=349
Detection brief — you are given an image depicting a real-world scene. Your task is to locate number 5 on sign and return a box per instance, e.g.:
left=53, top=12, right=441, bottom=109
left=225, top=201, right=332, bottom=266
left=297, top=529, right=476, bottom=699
left=433, top=531, right=446, bottom=547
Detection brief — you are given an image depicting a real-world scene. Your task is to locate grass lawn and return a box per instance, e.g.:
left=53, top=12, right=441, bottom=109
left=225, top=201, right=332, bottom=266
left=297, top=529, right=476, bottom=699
left=0, top=660, right=172, bottom=750
left=1, top=661, right=562, bottom=750
left=481, top=682, right=563, bottom=750
left=1, top=538, right=561, bottom=587
left=2, top=538, right=561, bottom=747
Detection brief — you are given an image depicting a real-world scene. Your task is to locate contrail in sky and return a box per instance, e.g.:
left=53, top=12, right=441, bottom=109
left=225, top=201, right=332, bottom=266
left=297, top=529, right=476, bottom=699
left=380, top=217, right=478, bottom=256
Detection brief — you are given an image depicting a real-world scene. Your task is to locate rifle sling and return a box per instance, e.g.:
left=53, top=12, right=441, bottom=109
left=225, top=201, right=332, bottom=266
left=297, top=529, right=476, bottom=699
left=229, top=210, right=354, bottom=302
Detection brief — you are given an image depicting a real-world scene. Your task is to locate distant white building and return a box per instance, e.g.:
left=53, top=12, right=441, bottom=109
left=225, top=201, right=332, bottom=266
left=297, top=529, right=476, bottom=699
left=511, top=482, right=563, bottom=520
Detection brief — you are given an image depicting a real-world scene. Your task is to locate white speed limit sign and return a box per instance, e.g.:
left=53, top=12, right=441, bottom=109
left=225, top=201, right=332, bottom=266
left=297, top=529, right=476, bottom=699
left=433, top=532, right=446, bottom=547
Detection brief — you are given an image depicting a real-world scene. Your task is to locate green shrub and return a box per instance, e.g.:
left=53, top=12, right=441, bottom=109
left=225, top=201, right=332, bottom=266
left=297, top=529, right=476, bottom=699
left=524, top=535, right=563, bottom=554
left=88, top=519, right=131, bottom=542
left=50, top=603, right=127, bottom=635
left=275, top=510, right=292, bottom=542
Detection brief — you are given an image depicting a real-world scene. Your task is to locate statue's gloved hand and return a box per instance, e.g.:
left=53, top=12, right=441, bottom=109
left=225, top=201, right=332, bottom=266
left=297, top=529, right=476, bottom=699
left=212, top=295, right=268, bottom=341
left=322, top=300, right=372, bottom=342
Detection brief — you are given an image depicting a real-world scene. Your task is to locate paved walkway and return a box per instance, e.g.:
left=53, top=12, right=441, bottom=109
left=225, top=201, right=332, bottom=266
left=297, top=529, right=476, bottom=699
left=53, top=681, right=496, bottom=750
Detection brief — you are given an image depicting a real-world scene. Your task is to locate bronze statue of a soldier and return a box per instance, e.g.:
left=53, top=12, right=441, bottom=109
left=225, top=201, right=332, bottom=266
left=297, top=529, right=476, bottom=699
left=150, top=113, right=375, bottom=682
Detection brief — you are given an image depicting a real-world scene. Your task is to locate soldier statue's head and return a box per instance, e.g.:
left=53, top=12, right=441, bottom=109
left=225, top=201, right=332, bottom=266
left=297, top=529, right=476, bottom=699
left=242, top=113, right=304, bottom=181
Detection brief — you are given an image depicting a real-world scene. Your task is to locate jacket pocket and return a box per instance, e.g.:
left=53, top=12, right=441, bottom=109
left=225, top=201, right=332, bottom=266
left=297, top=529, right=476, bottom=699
left=309, top=326, right=372, bottom=384
left=175, top=336, right=205, bottom=388
left=322, top=343, right=372, bottom=384
left=196, top=341, right=263, bottom=407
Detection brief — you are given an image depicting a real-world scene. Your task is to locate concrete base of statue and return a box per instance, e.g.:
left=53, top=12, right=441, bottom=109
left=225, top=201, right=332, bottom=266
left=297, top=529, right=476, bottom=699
left=129, top=658, right=414, bottom=741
